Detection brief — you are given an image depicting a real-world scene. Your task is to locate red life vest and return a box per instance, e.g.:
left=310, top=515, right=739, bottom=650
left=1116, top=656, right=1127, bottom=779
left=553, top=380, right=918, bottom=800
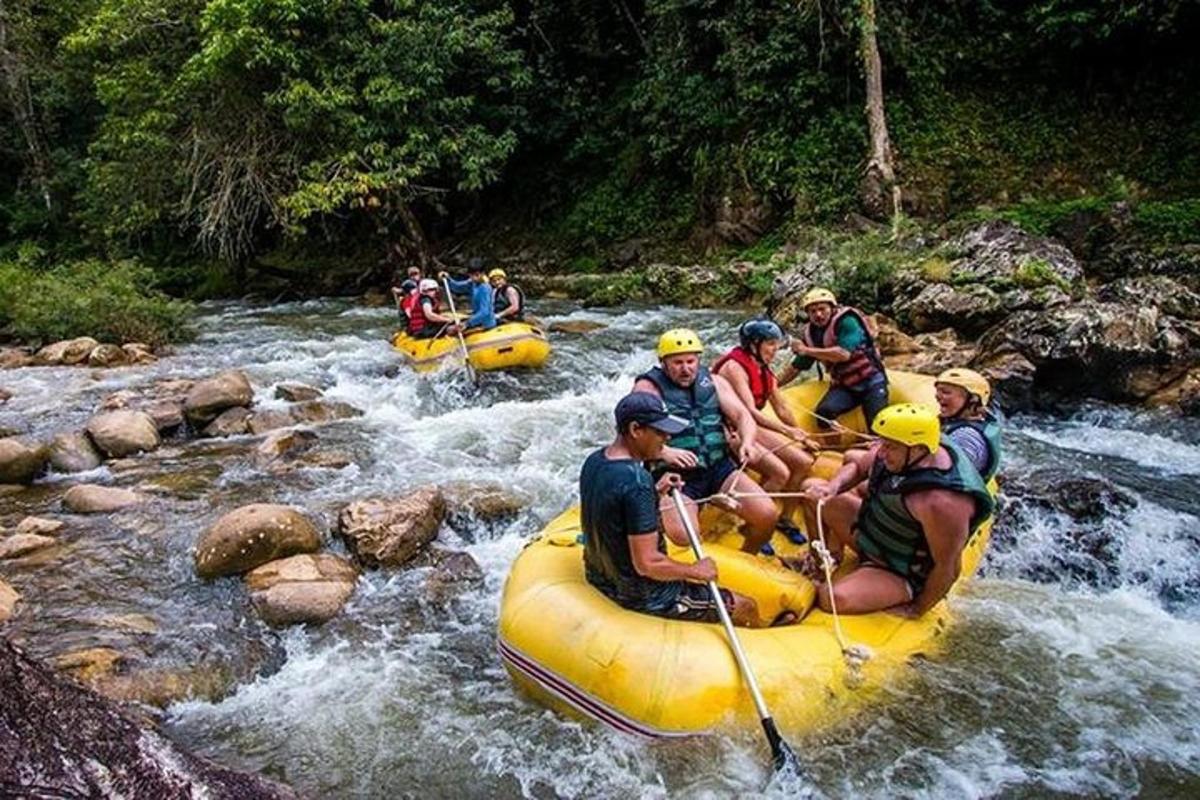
left=712, top=345, right=776, bottom=410
left=405, top=294, right=437, bottom=335
left=802, top=306, right=883, bottom=388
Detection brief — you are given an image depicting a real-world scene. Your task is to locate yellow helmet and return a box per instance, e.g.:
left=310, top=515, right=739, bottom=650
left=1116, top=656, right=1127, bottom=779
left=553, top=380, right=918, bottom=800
left=936, top=368, right=991, bottom=406
left=801, top=287, right=837, bottom=309
left=871, top=403, right=941, bottom=451
left=657, top=328, right=704, bottom=359
left=488, top=268, right=507, bottom=280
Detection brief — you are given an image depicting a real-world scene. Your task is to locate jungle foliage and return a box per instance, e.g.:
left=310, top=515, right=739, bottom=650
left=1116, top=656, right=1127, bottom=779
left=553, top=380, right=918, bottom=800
left=1, top=0, right=1197, bottom=299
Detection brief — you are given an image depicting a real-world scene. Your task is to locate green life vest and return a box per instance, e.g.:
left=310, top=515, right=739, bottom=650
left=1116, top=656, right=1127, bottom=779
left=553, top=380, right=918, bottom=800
left=638, top=365, right=729, bottom=468
left=942, top=412, right=1003, bottom=482
left=855, top=439, right=994, bottom=591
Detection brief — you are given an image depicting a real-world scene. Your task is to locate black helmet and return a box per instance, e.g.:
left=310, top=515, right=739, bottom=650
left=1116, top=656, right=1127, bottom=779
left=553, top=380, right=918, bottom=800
left=400, top=279, right=417, bottom=293
left=738, top=318, right=785, bottom=351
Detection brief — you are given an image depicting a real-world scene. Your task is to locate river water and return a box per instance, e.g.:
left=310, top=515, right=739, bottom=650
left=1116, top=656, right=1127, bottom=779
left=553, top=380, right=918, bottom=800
left=1, top=298, right=1198, bottom=799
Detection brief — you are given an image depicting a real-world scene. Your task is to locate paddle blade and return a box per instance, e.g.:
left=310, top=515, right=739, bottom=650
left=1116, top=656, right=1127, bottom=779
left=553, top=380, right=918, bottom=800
left=762, top=716, right=804, bottom=775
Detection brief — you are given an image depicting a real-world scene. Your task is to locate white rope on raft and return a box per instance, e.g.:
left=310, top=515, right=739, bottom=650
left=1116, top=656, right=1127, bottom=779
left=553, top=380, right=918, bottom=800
left=813, top=498, right=872, bottom=668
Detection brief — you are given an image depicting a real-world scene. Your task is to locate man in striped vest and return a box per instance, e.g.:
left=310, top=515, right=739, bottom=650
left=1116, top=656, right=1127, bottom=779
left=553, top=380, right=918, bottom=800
left=802, top=403, right=993, bottom=617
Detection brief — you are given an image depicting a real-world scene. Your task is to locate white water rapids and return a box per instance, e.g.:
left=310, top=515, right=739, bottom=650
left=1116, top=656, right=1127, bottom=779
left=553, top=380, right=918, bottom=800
left=1, top=298, right=1198, bottom=798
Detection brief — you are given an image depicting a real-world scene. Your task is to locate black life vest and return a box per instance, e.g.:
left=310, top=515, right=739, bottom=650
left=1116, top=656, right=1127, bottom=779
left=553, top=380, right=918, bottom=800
left=493, top=283, right=525, bottom=321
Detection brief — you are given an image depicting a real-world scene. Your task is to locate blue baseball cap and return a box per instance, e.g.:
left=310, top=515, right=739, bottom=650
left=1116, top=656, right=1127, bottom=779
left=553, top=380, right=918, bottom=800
left=614, top=392, right=689, bottom=434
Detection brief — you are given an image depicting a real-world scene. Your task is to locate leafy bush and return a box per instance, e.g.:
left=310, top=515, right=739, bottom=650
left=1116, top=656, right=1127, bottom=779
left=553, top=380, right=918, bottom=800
left=0, top=259, right=192, bottom=346
left=1133, top=200, right=1200, bottom=245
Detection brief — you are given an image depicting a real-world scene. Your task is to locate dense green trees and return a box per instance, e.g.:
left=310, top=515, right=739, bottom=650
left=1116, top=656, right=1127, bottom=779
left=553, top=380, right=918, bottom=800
left=1, top=0, right=1197, bottom=293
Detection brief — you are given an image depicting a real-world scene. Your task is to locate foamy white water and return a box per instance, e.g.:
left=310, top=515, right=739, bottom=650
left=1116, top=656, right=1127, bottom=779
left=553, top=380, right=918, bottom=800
left=2, top=297, right=1198, bottom=798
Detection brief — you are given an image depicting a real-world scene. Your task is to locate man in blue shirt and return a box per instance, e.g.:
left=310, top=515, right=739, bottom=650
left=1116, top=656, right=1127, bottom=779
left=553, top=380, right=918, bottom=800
left=582, top=392, right=763, bottom=626
left=438, top=258, right=497, bottom=333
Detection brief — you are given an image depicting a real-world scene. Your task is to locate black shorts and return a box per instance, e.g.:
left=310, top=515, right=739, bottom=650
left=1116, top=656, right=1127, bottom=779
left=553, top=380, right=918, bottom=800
left=679, top=457, right=738, bottom=501
left=655, top=582, right=735, bottom=623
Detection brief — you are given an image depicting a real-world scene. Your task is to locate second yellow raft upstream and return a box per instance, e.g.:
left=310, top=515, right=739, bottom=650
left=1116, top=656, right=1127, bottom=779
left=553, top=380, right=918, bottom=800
left=391, top=321, right=551, bottom=372
left=498, top=371, right=996, bottom=737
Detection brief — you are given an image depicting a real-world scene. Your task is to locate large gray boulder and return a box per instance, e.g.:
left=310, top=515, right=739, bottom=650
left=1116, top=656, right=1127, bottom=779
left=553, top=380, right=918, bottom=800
left=0, top=437, right=46, bottom=484
left=184, top=370, right=254, bottom=424
left=47, top=431, right=104, bottom=473
left=194, top=504, right=322, bottom=579
left=337, top=487, right=446, bottom=568
left=85, top=410, right=160, bottom=457
left=974, top=301, right=1199, bottom=401
left=1097, top=275, right=1200, bottom=321
left=201, top=406, right=252, bottom=438
left=0, top=638, right=298, bottom=798
left=245, top=553, right=358, bottom=626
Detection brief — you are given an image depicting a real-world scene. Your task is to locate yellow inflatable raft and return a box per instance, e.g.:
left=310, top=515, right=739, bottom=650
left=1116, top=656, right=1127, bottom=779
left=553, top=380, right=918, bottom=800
left=392, top=321, right=551, bottom=372
left=498, top=371, right=996, bottom=737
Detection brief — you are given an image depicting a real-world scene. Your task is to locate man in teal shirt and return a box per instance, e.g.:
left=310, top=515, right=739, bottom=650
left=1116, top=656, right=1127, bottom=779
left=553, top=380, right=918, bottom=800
left=782, top=287, right=889, bottom=433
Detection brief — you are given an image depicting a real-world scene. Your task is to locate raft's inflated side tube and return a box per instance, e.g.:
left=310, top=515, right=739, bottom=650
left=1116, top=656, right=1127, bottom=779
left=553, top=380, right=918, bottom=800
left=392, top=321, right=551, bottom=372
left=498, top=371, right=997, bottom=737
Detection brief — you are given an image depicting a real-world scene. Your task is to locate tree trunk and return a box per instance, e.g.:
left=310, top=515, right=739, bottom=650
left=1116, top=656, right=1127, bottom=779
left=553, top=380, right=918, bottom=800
left=0, top=1, right=54, bottom=214
left=858, top=0, right=901, bottom=222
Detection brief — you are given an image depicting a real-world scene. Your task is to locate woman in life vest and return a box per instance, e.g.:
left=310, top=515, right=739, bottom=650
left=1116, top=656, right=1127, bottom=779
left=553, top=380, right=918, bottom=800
left=713, top=319, right=819, bottom=543
left=934, top=368, right=1003, bottom=483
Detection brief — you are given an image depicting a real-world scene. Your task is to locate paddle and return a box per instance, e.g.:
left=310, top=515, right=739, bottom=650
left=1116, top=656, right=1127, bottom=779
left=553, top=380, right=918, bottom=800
left=441, top=277, right=478, bottom=385
left=669, top=489, right=802, bottom=775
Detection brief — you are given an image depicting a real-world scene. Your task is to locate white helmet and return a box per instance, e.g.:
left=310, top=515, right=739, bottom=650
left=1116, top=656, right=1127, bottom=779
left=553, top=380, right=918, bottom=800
left=418, top=278, right=439, bottom=292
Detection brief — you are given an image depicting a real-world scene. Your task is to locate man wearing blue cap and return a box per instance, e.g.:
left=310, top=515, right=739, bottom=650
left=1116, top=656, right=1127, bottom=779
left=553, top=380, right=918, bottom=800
left=581, top=392, right=762, bottom=626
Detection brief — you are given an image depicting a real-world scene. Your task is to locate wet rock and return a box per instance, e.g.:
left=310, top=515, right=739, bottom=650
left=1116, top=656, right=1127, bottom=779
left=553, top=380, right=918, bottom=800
left=34, top=336, right=99, bottom=366
left=1097, top=275, right=1200, bottom=321
left=443, top=481, right=527, bottom=523
left=0, top=437, right=46, bottom=484
left=882, top=327, right=978, bottom=376
left=194, top=503, right=322, bottom=579
left=0, top=533, right=57, bottom=560
left=184, top=369, right=254, bottom=424
left=290, top=399, right=362, bottom=425
left=149, top=377, right=195, bottom=397
left=144, top=398, right=185, bottom=431
left=245, top=553, right=359, bottom=626
left=274, top=382, right=323, bottom=402
left=99, top=389, right=141, bottom=411
left=0, top=578, right=19, bottom=621
left=0, top=346, right=34, bottom=369
left=16, top=516, right=63, bottom=536
left=142, top=464, right=223, bottom=498
left=255, top=428, right=319, bottom=463
left=0, top=638, right=299, bottom=798
left=974, top=301, right=1199, bottom=402
left=87, top=343, right=129, bottom=368
left=202, top=406, right=252, bottom=438
left=1003, top=469, right=1136, bottom=522
left=265, top=450, right=354, bottom=474
left=54, top=646, right=126, bottom=684
left=96, top=613, right=158, bottom=635
left=872, top=314, right=920, bottom=356
left=47, top=431, right=104, bottom=473
left=0, top=387, right=10, bottom=404
left=85, top=409, right=160, bottom=457
left=121, top=342, right=158, bottom=364
left=1147, top=366, right=1200, bottom=415
left=424, top=549, right=484, bottom=601
left=548, top=320, right=609, bottom=335
left=91, top=664, right=231, bottom=708
left=63, top=484, right=148, bottom=514
left=246, top=408, right=297, bottom=434
left=337, top=487, right=446, bottom=568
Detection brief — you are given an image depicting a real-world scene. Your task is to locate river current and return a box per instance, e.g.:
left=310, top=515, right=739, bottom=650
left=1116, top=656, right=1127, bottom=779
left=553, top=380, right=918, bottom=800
left=1, top=298, right=1198, bottom=798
